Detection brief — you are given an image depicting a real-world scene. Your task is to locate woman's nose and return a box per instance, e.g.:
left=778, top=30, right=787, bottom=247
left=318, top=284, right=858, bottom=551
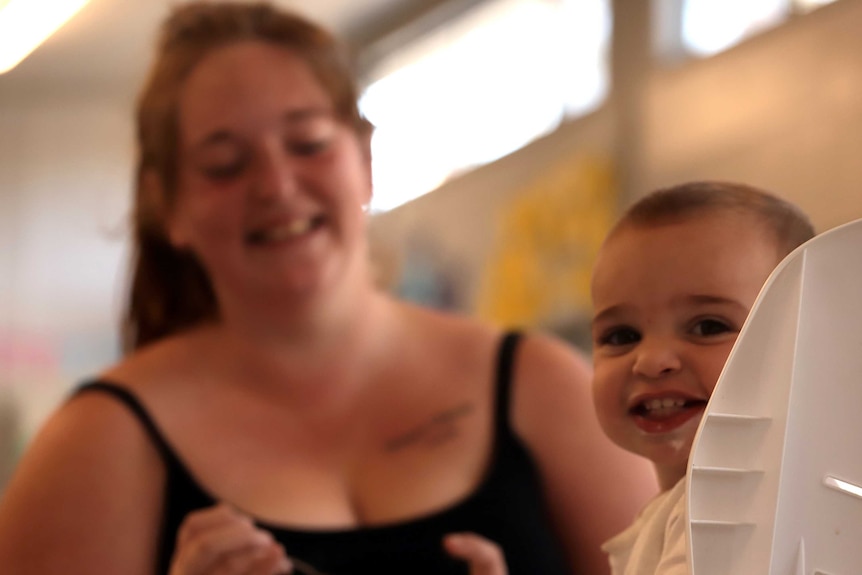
left=632, top=339, right=682, bottom=379
left=252, top=144, right=297, bottom=201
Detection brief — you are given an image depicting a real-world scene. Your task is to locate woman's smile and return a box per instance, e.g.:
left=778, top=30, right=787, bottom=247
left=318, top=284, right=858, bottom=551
left=245, top=214, right=326, bottom=246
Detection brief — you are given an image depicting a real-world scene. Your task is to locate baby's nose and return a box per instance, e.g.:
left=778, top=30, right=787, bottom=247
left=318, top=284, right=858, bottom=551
left=632, top=340, right=682, bottom=379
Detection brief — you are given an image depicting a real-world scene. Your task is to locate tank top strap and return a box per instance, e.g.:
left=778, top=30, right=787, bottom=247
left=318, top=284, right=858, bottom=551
left=493, top=330, right=523, bottom=434
left=74, top=380, right=179, bottom=466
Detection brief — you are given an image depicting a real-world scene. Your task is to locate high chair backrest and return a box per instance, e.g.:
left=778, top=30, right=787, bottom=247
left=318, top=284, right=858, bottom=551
left=686, top=218, right=862, bottom=575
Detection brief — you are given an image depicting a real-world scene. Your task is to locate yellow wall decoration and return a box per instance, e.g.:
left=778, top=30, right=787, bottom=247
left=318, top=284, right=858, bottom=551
left=476, top=154, right=617, bottom=329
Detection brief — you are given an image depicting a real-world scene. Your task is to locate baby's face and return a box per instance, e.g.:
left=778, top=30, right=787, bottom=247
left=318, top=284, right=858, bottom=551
left=590, top=211, right=780, bottom=490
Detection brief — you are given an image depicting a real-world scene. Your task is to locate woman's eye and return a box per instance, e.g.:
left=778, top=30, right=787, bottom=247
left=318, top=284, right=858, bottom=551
left=202, top=163, right=243, bottom=180
left=599, top=327, right=641, bottom=347
left=289, top=139, right=328, bottom=156
left=691, top=319, right=732, bottom=337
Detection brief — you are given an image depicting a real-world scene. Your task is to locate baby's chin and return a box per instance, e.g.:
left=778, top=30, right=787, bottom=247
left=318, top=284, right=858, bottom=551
left=636, top=417, right=702, bottom=475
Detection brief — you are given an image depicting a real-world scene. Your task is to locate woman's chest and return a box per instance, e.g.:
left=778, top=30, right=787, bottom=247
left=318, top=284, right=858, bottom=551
left=163, top=379, right=496, bottom=530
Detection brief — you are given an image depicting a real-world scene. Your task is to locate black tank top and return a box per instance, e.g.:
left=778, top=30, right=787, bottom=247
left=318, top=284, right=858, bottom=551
left=76, top=332, right=570, bottom=575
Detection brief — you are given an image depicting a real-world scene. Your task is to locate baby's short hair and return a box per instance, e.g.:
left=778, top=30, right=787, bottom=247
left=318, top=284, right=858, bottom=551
left=614, top=181, right=815, bottom=259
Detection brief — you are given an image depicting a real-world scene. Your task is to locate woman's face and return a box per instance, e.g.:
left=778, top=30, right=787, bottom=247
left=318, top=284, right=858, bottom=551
left=167, top=40, right=372, bottom=308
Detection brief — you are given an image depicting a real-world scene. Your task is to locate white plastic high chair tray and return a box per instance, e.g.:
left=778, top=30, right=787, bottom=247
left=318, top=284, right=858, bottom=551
left=686, top=218, right=862, bottom=575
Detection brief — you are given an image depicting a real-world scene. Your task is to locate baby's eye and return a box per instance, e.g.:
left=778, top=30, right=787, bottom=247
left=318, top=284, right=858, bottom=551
left=599, top=327, right=641, bottom=347
left=691, top=319, right=733, bottom=337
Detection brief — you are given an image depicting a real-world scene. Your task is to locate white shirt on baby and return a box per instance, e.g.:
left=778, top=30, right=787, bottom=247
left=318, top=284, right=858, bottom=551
left=601, top=477, right=689, bottom=575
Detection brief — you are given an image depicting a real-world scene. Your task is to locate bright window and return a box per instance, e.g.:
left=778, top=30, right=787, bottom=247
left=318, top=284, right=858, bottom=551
left=793, top=0, right=838, bottom=12
left=681, top=0, right=838, bottom=58
left=682, top=0, right=787, bottom=57
left=360, top=0, right=611, bottom=212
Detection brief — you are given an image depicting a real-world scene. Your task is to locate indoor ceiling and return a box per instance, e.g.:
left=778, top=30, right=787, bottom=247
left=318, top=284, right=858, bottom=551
left=0, top=0, right=452, bottom=102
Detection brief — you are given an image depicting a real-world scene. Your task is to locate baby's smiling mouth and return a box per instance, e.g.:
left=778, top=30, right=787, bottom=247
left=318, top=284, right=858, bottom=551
left=631, top=397, right=707, bottom=419
left=629, top=395, right=709, bottom=433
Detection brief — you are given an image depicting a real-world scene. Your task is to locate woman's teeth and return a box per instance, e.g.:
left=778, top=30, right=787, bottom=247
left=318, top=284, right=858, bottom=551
left=284, top=219, right=313, bottom=236
left=250, top=219, right=314, bottom=243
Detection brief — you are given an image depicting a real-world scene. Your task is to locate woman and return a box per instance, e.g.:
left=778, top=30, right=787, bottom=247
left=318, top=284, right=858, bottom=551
left=0, top=3, right=656, bottom=574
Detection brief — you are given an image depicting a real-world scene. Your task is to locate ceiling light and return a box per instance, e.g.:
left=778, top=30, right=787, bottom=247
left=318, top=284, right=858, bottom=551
left=0, top=0, right=92, bottom=74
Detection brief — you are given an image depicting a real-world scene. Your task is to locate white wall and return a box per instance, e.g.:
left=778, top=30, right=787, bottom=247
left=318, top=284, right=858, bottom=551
left=0, top=92, right=132, bottom=440
left=639, top=0, right=862, bottom=231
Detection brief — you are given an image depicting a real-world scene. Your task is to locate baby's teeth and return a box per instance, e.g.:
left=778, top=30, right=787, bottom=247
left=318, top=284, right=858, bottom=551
left=645, top=398, right=685, bottom=411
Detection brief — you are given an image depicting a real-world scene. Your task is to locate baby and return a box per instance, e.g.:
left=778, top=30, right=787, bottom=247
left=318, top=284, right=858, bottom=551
left=589, top=181, right=814, bottom=574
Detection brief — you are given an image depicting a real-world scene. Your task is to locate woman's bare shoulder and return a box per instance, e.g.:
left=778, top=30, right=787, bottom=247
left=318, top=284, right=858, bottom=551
left=0, top=380, right=165, bottom=573
left=515, top=330, right=592, bottom=383
left=99, top=331, right=200, bottom=396
left=398, top=300, right=501, bottom=346
left=394, top=302, right=504, bottom=372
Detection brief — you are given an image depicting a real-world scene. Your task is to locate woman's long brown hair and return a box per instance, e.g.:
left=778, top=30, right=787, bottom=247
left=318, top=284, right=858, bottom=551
left=125, top=1, right=371, bottom=351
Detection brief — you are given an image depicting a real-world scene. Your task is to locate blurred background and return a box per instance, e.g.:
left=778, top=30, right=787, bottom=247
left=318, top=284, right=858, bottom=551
left=1, top=0, right=861, bottom=491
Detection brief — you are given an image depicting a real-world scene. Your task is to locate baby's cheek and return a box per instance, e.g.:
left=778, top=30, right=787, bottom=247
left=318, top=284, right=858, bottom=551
left=591, top=384, right=623, bottom=438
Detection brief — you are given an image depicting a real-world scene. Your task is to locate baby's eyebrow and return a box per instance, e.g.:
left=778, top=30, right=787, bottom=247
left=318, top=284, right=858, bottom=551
left=686, top=294, right=736, bottom=304
left=682, top=294, right=747, bottom=308
left=591, top=304, right=627, bottom=327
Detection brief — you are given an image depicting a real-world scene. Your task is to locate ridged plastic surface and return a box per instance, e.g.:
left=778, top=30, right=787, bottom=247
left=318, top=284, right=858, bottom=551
left=687, top=219, right=862, bottom=575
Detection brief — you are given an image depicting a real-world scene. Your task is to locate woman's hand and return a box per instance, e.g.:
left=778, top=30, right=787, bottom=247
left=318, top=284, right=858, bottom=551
left=443, top=533, right=507, bottom=575
left=169, top=504, right=292, bottom=575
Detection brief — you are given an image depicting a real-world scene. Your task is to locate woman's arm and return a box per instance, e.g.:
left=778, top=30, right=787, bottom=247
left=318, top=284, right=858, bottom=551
left=512, top=332, right=659, bottom=575
left=0, top=391, right=165, bottom=574
left=0, top=391, right=289, bottom=575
